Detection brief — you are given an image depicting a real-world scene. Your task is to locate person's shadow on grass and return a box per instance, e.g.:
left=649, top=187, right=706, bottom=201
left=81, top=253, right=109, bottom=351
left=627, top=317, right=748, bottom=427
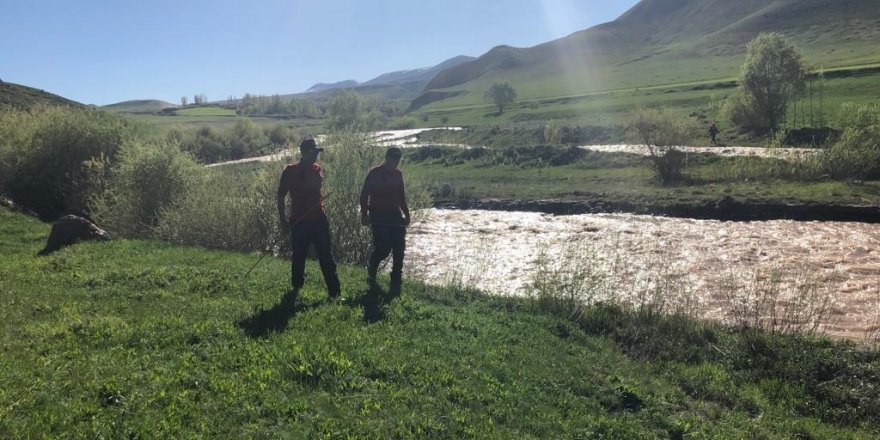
left=360, top=281, right=402, bottom=323
left=237, top=289, right=316, bottom=338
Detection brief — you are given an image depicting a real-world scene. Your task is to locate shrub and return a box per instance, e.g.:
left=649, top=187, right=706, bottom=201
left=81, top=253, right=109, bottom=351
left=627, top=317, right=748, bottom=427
left=266, top=124, right=296, bottom=147
left=819, top=103, right=880, bottom=179
left=386, top=116, right=417, bottom=130
left=92, top=141, right=203, bottom=237
left=0, top=108, right=37, bottom=194
left=528, top=240, right=606, bottom=320
left=628, top=107, right=694, bottom=184
left=722, top=93, right=767, bottom=131
left=543, top=121, right=561, bottom=145
left=320, top=132, right=387, bottom=265
left=168, top=122, right=287, bottom=164
left=1, top=106, right=134, bottom=219
left=837, top=103, right=880, bottom=131
left=822, top=126, right=880, bottom=179
left=169, top=126, right=228, bottom=163
left=719, top=266, right=835, bottom=335
left=227, top=119, right=269, bottom=159
left=320, top=131, right=431, bottom=265
left=154, top=163, right=282, bottom=252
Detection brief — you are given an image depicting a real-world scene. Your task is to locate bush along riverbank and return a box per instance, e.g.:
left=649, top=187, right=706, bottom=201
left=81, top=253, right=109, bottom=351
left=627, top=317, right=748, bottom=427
left=3, top=207, right=880, bottom=438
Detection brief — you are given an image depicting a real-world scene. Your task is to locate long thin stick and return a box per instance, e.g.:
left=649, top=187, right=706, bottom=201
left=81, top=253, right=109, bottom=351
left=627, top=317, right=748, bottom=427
left=243, top=191, right=333, bottom=279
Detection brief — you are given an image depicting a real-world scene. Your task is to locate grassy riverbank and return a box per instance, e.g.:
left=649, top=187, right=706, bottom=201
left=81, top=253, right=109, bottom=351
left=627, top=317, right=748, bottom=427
left=3, top=207, right=880, bottom=438
left=403, top=146, right=880, bottom=213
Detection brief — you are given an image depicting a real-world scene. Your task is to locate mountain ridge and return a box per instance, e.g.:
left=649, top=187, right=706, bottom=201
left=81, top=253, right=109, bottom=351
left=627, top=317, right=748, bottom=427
left=300, top=55, right=475, bottom=99
left=306, top=80, right=360, bottom=93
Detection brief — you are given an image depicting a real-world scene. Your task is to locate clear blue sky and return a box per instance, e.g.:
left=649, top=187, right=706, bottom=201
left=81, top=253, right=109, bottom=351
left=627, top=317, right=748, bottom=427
left=1, top=0, right=639, bottom=105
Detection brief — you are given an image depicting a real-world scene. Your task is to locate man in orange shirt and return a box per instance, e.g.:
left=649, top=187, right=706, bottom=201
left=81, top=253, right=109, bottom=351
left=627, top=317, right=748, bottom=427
left=360, top=147, right=411, bottom=292
left=277, top=138, right=341, bottom=300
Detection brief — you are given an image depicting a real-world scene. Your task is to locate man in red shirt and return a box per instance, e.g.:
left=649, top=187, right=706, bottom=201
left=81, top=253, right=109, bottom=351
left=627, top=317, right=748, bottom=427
left=277, top=138, right=341, bottom=300
left=360, top=147, right=411, bottom=292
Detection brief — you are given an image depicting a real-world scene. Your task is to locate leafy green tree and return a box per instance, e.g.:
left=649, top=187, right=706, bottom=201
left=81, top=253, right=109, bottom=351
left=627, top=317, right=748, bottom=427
left=324, top=90, right=381, bottom=132
left=267, top=94, right=285, bottom=115
left=484, top=81, right=517, bottom=114
left=731, top=32, right=806, bottom=131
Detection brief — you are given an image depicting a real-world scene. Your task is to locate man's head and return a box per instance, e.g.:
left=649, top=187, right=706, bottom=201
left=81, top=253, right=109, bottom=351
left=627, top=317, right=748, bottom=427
left=384, top=147, right=403, bottom=170
left=299, top=138, right=323, bottom=163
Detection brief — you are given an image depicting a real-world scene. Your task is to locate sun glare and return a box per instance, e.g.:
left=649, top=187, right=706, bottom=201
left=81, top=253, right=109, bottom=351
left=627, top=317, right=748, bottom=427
left=539, top=0, right=601, bottom=100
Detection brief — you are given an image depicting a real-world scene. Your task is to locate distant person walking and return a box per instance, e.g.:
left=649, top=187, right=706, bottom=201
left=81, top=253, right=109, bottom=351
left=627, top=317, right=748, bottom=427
left=360, top=147, right=411, bottom=292
left=277, top=138, right=341, bottom=300
left=709, top=122, right=720, bottom=145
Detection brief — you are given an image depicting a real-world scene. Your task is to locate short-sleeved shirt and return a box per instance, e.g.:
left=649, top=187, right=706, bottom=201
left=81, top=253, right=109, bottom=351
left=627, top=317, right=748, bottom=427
left=360, top=165, right=405, bottom=215
left=278, top=162, right=325, bottom=221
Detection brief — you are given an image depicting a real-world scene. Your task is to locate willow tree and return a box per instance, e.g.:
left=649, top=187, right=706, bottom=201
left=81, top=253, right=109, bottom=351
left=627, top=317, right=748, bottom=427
left=731, top=32, right=807, bottom=131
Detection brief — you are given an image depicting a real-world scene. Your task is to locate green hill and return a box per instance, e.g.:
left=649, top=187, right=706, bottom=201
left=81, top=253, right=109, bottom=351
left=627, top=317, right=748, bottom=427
left=0, top=81, right=83, bottom=110
left=416, top=0, right=880, bottom=112
left=103, top=99, right=178, bottom=114
left=3, top=207, right=880, bottom=437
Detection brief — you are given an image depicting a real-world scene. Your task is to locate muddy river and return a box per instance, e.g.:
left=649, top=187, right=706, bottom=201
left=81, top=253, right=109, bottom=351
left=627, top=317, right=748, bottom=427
left=403, top=209, right=880, bottom=339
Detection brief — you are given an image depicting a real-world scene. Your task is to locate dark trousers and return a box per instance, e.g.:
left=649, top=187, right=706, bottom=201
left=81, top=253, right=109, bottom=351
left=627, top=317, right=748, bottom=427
left=290, top=214, right=340, bottom=296
left=368, top=214, right=406, bottom=284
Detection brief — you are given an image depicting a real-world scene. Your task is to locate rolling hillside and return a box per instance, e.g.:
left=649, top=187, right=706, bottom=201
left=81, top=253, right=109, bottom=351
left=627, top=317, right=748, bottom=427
left=362, top=55, right=476, bottom=87
left=102, top=99, right=178, bottom=114
left=0, top=81, right=83, bottom=109
left=416, top=0, right=880, bottom=111
left=305, top=80, right=360, bottom=93
left=297, top=55, right=475, bottom=101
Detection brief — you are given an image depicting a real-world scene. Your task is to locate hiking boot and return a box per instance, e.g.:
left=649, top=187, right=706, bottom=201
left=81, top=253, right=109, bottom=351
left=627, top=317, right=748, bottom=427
left=389, top=275, right=402, bottom=294
left=282, top=288, right=299, bottom=307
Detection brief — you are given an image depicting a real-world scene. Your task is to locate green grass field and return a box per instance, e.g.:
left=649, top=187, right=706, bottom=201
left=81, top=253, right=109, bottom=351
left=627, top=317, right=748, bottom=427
left=3, top=207, right=880, bottom=438
left=130, top=114, right=324, bottom=131
left=412, top=67, right=880, bottom=132
left=402, top=147, right=880, bottom=209
left=101, top=100, right=177, bottom=114
left=174, top=107, right=237, bottom=117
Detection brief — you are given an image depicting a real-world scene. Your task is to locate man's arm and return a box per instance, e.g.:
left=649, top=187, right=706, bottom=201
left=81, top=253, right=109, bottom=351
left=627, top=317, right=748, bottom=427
left=277, top=170, right=289, bottom=231
left=400, top=175, right=410, bottom=225
left=359, top=172, right=372, bottom=225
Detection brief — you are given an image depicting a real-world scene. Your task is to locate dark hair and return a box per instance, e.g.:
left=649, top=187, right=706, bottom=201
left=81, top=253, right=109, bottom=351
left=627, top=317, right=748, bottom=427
left=300, top=138, right=318, bottom=150
left=386, top=147, right=403, bottom=158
